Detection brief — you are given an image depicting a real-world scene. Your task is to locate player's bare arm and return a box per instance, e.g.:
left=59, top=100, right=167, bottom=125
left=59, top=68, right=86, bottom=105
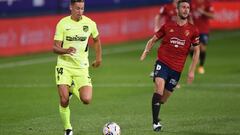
left=188, top=45, right=200, bottom=84
left=92, top=36, right=102, bottom=68
left=140, top=35, right=159, bottom=61
left=197, top=8, right=214, bottom=19
left=53, top=40, right=76, bottom=55
left=154, top=14, right=161, bottom=32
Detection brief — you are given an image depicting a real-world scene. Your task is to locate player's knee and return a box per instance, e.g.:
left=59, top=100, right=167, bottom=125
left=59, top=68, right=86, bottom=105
left=160, top=100, right=166, bottom=104
left=60, top=98, right=69, bottom=107
left=160, top=95, right=170, bottom=104
left=155, top=90, right=164, bottom=96
left=81, top=97, right=92, bottom=104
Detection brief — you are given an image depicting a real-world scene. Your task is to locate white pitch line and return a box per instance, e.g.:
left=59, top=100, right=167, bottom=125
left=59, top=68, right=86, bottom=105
left=0, top=57, right=56, bottom=69
left=0, top=83, right=240, bottom=88
left=0, top=45, right=143, bottom=69
left=96, top=83, right=240, bottom=88
left=0, top=30, right=239, bottom=69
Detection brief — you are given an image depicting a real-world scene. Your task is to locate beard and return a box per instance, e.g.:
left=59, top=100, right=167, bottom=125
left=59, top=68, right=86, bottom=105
left=179, top=14, right=188, bottom=20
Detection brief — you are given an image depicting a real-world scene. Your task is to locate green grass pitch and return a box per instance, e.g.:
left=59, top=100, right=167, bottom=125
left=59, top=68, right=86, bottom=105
left=0, top=30, right=240, bottom=135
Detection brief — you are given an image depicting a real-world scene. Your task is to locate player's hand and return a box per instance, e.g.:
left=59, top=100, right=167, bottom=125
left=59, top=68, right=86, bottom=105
left=66, top=47, right=76, bottom=55
left=92, top=60, right=101, bottom=68
left=140, top=50, right=149, bottom=61
left=187, top=71, right=195, bottom=84
left=197, top=8, right=204, bottom=14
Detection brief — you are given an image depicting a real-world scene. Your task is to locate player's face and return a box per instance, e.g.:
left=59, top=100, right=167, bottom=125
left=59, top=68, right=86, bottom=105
left=70, top=2, right=84, bottom=20
left=177, top=2, right=190, bottom=20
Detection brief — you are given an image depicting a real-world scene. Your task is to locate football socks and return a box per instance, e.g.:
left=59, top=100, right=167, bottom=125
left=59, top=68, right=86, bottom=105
left=200, top=51, right=206, bottom=66
left=59, top=105, right=72, bottom=130
left=152, top=93, right=161, bottom=124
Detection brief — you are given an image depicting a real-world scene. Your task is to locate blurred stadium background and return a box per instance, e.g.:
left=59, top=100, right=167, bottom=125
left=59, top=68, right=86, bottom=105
left=0, top=0, right=240, bottom=135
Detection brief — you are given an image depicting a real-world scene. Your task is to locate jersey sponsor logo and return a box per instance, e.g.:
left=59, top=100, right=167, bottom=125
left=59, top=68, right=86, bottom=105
left=66, top=35, right=87, bottom=41
left=170, top=37, right=186, bottom=48
left=83, top=26, right=89, bottom=32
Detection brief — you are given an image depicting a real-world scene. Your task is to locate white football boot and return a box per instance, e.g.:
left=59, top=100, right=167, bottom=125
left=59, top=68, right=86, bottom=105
left=153, top=122, right=162, bottom=132
left=64, top=129, right=73, bottom=135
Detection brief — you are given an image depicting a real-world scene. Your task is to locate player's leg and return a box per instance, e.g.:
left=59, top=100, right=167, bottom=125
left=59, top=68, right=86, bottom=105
left=76, top=82, right=92, bottom=104
left=58, top=85, right=72, bottom=131
left=79, top=86, right=92, bottom=104
left=160, top=89, right=172, bottom=104
left=152, top=88, right=172, bottom=131
left=198, top=34, right=209, bottom=74
left=198, top=43, right=206, bottom=73
left=153, top=65, right=181, bottom=131
left=164, top=68, right=181, bottom=98
left=55, top=66, right=73, bottom=133
left=152, top=77, right=165, bottom=131
left=58, top=85, right=71, bottom=107
left=73, top=68, right=93, bottom=104
left=153, top=77, right=165, bottom=123
left=151, top=60, right=169, bottom=131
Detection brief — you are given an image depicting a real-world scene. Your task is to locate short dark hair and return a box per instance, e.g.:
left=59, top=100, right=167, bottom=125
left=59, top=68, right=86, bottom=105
left=177, top=0, right=190, bottom=8
left=71, top=0, right=84, bottom=4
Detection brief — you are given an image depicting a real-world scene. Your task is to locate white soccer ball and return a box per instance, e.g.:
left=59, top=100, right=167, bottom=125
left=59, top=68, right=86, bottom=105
left=102, top=122, right=121, bottom=135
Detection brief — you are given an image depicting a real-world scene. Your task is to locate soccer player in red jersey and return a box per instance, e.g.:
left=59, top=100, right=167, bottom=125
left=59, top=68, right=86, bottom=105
left=154, top=0, right=179, bottom=32
left=140, top=0, right=200, bottom=131
left=154, top=0, right=185, bottom=89
left=191, top=0, right=214, bottom=74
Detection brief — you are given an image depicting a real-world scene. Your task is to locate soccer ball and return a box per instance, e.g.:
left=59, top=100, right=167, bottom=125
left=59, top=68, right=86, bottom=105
left=102, top=122, right=121, bottom=135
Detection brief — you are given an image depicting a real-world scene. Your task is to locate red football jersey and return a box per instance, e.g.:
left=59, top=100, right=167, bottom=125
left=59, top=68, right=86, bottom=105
left=191, top=0, right=214, bottom=33
left=159, top=4, right=177, bottom=23
left=155, top=21, right=200, bottom=72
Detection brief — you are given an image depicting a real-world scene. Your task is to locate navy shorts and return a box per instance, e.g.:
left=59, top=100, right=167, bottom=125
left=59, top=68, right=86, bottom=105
left=199, top=33, right=209, bottom=45
left=153, top=60, right=181, bottom=92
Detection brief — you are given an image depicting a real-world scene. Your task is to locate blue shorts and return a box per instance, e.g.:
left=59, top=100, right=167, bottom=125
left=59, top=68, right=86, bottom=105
left=153, top=60, right=181, bottom=92
left=199, top=33, right=209, bottom=45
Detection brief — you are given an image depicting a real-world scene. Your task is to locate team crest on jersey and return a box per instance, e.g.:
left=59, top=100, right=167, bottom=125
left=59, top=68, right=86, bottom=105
left=185, top=30, right=190, bottom=36
left=83, top=26, right=89, bottom=32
